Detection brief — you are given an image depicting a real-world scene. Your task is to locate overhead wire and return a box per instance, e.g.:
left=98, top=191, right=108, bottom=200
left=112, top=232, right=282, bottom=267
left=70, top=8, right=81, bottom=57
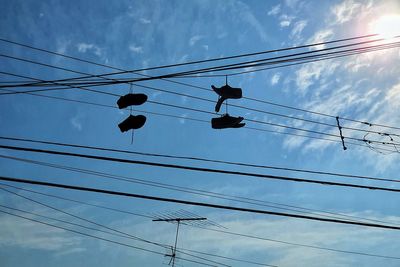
left=1, top=71, right=399, bottom=151
left=2, top=35, right=398, bottom=89
left=1, top=35, right=399, bottom=133
left=1, top=182, right=398, bottom=261
left=0, top=186, right=232, bottom=267
left=0, top=209, right=218, bottom=267
left=1, top=144, right=400, bottom=192
left=1, top=41, right=400, bottom=151
left=1, top=175, right=400, bottom=230
left=2, top=153, right=398, bottom=226
left=0, top=136, right=399, bottom=183
left=1, top=56, right=400, bottom=146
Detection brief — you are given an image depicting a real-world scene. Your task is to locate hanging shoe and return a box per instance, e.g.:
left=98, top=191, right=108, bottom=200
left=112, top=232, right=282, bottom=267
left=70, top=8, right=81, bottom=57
left=118, top=115, right=147, bottom=132
left=117, top=93, right=148, bottom=109
left=211, top=114, right=245, bottom=129
left=211, top=85, right=242, bottom=99
left=211, top=85, right=242, bottom=112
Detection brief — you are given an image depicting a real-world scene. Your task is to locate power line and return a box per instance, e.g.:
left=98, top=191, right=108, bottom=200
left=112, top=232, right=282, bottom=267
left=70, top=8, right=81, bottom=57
left=1, top=136, right=398, bottom=183
left=1, top=71, right=399, bottom=151
left=0, top=209, right=217, bottom=267
left=2, top=36, right=400, bottom=134
left=3, top=153, right=396, bottom=226
left=2, top=51, right=400, bottom=141
left=2, top=182, right=398, bottom=261
left=2, top=77, right=393, bottom=154
left=0, top=34, right=381, bottom=86
left=1, top=70, right=399, bottom=153
left=0, top=187, right=232, bottom=267
left=1, top=175, right=400, bottom=230
left=0, top=144, right=399, bottom=192
left=1, top=66, right=399, bottom=147
left=2, top=37, right=399, bottom=89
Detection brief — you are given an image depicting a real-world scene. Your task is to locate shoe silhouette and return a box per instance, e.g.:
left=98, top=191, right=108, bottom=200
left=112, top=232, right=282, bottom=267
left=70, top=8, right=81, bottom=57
left=118, top=115, right=147, bottom=132
left=211, top=114, right=245, bottom=129
left=117, top=93, right=148, bottom=109
left=211, top=85, right=242, bottom=112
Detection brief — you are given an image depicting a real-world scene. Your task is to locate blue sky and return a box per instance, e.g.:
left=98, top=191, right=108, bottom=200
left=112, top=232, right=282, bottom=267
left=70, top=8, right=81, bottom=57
left=1, top=0, right=400, bottom=266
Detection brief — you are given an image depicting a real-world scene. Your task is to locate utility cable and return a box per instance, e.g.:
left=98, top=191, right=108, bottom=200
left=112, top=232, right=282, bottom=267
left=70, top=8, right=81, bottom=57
left=0, top=136, right=398, bottom=183
left=1, top=182, right=398, bottom=260
left=0, top=187, right=230, bottom=267
left=0, top=209, right=217, bottom=267
left=3, top=153, right=396, bottom=226
left=1, top=144, right=399, bottom=192
left=1, top=175, right=400, bottom=230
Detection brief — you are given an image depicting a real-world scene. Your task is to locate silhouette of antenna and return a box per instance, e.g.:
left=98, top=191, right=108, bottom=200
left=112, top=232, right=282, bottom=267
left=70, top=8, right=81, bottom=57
left=152, top=210, right=214, bottom=267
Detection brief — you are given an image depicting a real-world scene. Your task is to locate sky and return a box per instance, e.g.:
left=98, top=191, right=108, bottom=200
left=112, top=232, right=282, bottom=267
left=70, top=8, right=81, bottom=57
left=1, top=0, right=400, bottom=266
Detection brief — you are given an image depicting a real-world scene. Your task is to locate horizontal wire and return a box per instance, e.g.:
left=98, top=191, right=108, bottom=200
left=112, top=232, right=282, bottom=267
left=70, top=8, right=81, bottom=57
left=0, top=209, right=217, bottom=267
left=2, top=34, right=399, bottom=134
left=0, top=34, right=380, bottom=87
left=2, top=56, right=400, bottom=142
left=2, top=182, right=398, bottom=260
left=1, top=175, right=400, bottom=230
left=0, top=145, right=400, bottom=193
left=0, top=187, right=230, bottom=267
left=0, top=136, right=398, bottom=183
left=1, top=70, right=398, bottom=149
left=1, top=153, right=391, bottom=226
left=0, top=37, right=396, bottom=90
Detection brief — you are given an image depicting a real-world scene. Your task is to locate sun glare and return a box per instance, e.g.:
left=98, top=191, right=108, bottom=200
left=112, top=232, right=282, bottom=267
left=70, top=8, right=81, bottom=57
left=371, top=15, right=400, bottom=39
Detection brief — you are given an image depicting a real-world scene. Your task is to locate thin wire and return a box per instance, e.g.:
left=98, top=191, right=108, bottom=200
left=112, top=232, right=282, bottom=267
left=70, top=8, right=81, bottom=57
left=1, top=175, right=400, bottom=230
left=2, top=153, right=394, bottom=226
left=0, top=136, right=398, bottom=183
left=2, top=64, right=400, bottom=143
left=2, top=35, right=400, bottom=133
left=0, top=209, right=218, bottom=267
left=1, top=72, right=399, bottom=152
left=1, top=144, right=400, bottom=192
left=0, top=34, right=380, bottom=86
left=1, top=79, right=394, bottom=154
left=1, top=183, right=398, bottom=260
left=0, top=187, right=230, bottom=267
left=2, top=38, right=398, bottom=89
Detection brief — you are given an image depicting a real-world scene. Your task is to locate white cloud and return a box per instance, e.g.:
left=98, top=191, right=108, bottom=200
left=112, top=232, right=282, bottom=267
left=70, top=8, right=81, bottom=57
left=279, top=14, right=295, bottom=27
left=139, top=18, right=151, bottom=24
left=267, top=4, right=281, bottom=16
left=307, top=29, right=333, bottom=50
left=76, top=43, right=101, bottom=56
left=189, top=35, right=204, bottom=46
left=271, top=73, right=281, bottom=85
left=331, top=0, right=362, bottom=24
left=179, top=114, right=188, bottom=124
left=70, top=113, right=84, bottom=131
left=295, top=61, right=338, bottom=94
left=290, top=20, right=307, bottom=39
left=0, top=210, right=83, bottom=251
left=129, top=44, right=143, bottom=54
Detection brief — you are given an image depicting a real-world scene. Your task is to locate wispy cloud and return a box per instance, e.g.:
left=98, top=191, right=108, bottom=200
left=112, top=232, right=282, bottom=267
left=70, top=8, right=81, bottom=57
left=139, top=18, right=151, bottom=24
left=279, top=14, right=295, bottom=27
left=76, top=43, right=101, bottom=56
left=129, top=44, right=143, bottom=54
left=290, top=20, right=307, bottom=39
left=267, top=4, right=281, bottom=16
left=331, top=0, right=362, bottom=24
left=189, top=35, right=204, bottom=46
left=271, top=73, right=281, bottom=85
